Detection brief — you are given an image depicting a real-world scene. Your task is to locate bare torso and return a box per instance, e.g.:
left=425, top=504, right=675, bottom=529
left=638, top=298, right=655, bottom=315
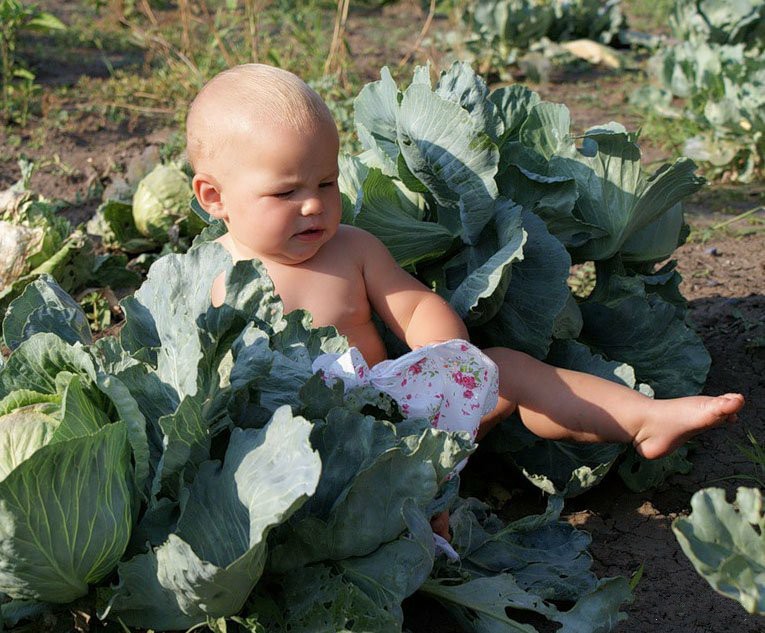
left=212, top=225, right=388, bottom=366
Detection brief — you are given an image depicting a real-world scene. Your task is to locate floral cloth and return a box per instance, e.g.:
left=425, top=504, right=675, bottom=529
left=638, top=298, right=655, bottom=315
left=311, top=339, right=499, bottom=443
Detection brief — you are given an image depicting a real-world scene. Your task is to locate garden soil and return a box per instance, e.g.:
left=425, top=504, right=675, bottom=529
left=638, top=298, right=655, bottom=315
left=0, top=1, right=763, bottom=631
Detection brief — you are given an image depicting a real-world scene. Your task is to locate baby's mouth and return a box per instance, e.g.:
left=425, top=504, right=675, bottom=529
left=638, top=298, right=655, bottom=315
left=295, top=227, right=325, bottom=240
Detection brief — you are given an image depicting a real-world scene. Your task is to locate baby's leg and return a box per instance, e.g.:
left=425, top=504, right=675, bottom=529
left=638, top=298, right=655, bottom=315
left=480, top=347, right=744, bottom=459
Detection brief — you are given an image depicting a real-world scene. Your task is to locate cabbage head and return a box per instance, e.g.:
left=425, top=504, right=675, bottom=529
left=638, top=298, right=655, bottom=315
left=0, top=192, right=71, bottom=288
left=0, top=333, right=139, bottom=603
left=132, top=163, right=206, bottom=241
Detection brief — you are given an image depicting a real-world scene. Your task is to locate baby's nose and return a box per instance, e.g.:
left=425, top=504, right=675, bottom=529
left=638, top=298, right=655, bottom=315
left=301, top=194, right=324, bottom=215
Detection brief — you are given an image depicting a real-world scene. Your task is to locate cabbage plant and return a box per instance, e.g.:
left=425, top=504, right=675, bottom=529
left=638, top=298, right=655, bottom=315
left=343, top=62, right=709, bottom=495
left=0, top=60, right=713, bottom=631
left=673, top=487, right=765, bottom=615
left=0, top=244, right=633, bottom=631
left=88, top=162, right=206, bottom=256
left=631, top=0, right=765, bottom=181
left=0, top=331, right=141, bottom=603
left=0, top=168, right=141, bottom=317
left=132, top=162, right=206, bottom=241
left=463, top=0, right=627, bottom=72
left=669, top=0, right=765, bottom=48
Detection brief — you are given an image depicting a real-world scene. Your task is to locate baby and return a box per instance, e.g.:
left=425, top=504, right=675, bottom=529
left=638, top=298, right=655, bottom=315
left=187, top=63, right=744, bottom=485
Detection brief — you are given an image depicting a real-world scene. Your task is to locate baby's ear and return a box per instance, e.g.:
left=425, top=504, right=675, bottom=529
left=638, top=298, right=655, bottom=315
left=193, top=173, right=227, bottom=221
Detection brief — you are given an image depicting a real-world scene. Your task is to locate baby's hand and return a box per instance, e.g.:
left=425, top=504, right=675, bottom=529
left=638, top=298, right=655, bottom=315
left=430, top=510, right=451, bottom=541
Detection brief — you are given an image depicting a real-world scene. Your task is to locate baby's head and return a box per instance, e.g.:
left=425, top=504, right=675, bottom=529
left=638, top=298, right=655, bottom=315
left=186, top=63, right=335, bottom=177
left=187, top=64, right=343, bottom=266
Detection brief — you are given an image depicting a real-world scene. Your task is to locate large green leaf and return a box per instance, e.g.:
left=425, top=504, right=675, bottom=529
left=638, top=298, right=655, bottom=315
left=0, top=332, right=96, bottom=398
left=120, top=243, right=288, bottom=410
left=339, top=498, right=435, bottom=622
left=580, top=272, right=710, bottom=397
left=295, top=407, right=399, bottom=520
left=480, top=210, right=571, bottom=359
left=673, top=487, right=765, bottom=614
left=450, top=496, right=596, bottom=599
left=0, top=422, right=135, bottom=603
left=272, top=425, right=471, bottom=569
left=2, top=274, right=92, bottom=351
left=53, top=373, right=110, bottom=441
left=422, top=573, right=631, bottom=633
left=152, top=394, right=211, bottom=499
left=489, top=83, right=541, bottom=144
left=247, top=312, right=347, bottom=420
left=354, top=66, right=401, bottom=176
left=496, top=164, right=606, bottom=249
left=273, top=443, right=437, bottom=565
left=352, top=168, right=455, bottom=268
left=435, top=61, right=504, bottom=143
left=96, top=373, right=151, bottom=498
left=397, top=82, right=499, bottom=245
left=519, top=102, right=575, bottom=163
left=620, top=202, right=689, bottom=265
left=440, top=199, right=526, bottom=326
left=252, top=564, right=401, bottom=632
left=549, top=134, right=705, bottom=262
left=422, top=573, right=541, bottom=632
left=424, top=495, right=632, bottom=631
left=106, top=406, right=321, bottom=629
left=119, top=244, right=231, bottom=398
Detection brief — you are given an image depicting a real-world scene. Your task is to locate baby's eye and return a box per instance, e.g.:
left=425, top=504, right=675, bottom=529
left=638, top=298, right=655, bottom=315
left=274, top=189, right=294, bottom=198
left=319, top=181, right=336, bottom=188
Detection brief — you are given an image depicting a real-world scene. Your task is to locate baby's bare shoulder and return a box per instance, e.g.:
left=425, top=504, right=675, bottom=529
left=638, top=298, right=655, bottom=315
left=332, top=225, right=388, bottom=258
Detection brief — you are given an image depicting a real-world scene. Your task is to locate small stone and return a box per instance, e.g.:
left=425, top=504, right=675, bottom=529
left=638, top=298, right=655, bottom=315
left=705, top=246, right=720, bottom=256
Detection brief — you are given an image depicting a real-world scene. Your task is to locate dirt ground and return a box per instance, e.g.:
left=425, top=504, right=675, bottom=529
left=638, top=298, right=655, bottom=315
left=566, top=228, right=764, bottom=633
left=0, top=2, right=763, bottom=632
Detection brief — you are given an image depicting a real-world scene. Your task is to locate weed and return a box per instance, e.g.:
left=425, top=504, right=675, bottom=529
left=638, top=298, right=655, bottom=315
left=0, top=0, right=65, bottom=124
left=309, top=74, right=359, bottom=153
left=688, top=205, right=765, bottom=242
left=78, top=289, right=114, bottom=333
left=720, top=430, right=765, bottom=489
left=623, top=0, right=674, bottom=34
left=633, top=105, right=705, bottom=167
left=159, top=130, right=189, bottom=164
left=85, top=0, right=345, bottom=128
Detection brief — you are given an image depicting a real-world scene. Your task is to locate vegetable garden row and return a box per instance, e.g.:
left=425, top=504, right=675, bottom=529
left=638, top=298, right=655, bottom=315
left=1, top=0, right=763, bottom=631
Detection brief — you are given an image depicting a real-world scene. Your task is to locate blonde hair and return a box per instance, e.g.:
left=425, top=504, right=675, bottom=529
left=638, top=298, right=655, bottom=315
left=186, top=63, right=335, bottom=171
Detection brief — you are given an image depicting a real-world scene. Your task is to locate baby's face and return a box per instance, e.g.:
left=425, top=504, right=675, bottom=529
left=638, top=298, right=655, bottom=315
left=217, top=119, right=342, bottom=265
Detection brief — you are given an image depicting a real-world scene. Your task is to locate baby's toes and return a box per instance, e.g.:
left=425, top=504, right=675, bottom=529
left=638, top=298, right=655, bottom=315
left=716, top=393, right=745, bottom=418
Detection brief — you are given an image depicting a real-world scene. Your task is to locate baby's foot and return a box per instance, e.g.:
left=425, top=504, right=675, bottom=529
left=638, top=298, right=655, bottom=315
left=632, top=393, right=745, bottom=460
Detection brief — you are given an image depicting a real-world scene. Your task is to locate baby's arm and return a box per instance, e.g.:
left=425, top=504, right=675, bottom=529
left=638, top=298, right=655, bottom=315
left=352, top=228, right=468, bottom=348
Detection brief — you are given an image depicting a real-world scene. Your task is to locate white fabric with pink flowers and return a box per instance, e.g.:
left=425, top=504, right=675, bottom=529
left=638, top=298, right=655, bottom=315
left=311, top=339, right=499, bottom=442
